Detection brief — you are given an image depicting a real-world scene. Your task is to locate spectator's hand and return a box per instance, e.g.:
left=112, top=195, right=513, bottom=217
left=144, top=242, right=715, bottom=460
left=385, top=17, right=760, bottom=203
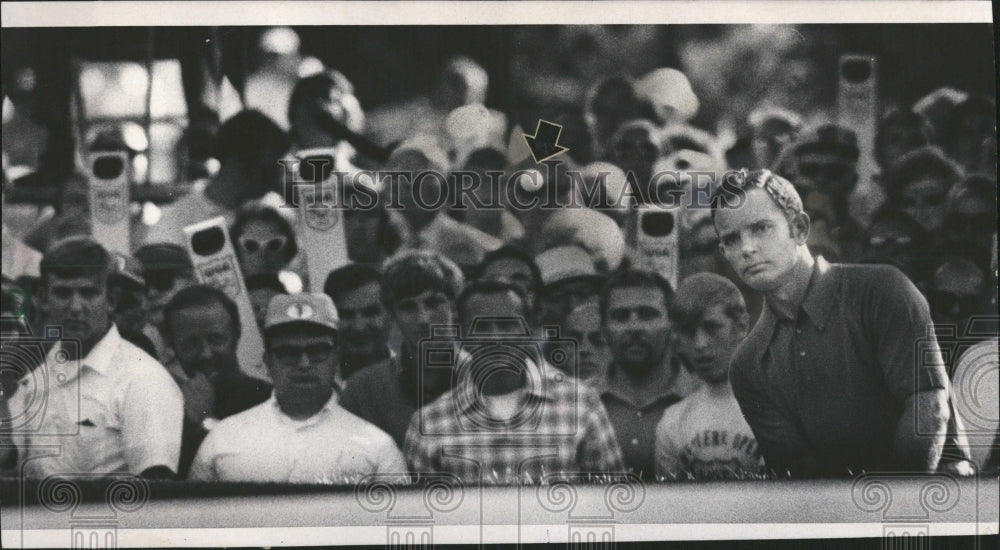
left=941, top=459, right=976, bottom=477
left=181, top=372, right=215, bottom=425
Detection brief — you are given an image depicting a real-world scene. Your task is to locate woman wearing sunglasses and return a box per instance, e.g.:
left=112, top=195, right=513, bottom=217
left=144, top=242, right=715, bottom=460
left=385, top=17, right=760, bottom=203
left=230, top=203, right=301, bottom=278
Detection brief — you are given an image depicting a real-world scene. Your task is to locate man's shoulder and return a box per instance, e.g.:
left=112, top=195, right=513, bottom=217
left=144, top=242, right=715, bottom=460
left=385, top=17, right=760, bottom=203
left=344, top=357, right=397, bottom=390
left=833, top=261, right=907, bottom=286
left=113, top=337, right=178, bottom=388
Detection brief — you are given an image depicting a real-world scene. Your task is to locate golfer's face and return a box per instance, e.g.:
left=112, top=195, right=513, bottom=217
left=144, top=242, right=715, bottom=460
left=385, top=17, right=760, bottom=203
left=714, top=187, right=803, bottom=293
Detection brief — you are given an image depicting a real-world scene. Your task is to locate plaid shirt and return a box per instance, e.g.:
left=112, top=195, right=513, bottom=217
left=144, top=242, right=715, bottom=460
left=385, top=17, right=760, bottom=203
left=403, top=359, right=625, bottom=484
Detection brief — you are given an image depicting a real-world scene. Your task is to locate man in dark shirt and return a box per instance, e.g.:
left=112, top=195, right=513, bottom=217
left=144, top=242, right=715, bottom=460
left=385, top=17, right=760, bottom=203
left=323, top=263, right=392, bottom=381
left=339, top=250, right=464, bottom=447
left=163, top=285, right=272, bottom=477
left=711, top=169, right=964, bottom=477
left=593, top=269, right=700, bottom=480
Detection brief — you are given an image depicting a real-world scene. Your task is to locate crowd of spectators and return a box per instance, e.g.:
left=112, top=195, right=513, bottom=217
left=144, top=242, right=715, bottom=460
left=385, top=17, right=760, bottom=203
left=1, top=27, right=996, bottom=484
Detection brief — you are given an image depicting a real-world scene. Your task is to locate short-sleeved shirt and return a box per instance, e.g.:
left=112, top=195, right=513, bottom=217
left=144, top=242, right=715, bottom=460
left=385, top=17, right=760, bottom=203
left=403, top=362, right=624, bottom=484
left=188, top=394, right=406, bottom=483
left=654, top=384, right=763, bottom=480
left=339, top=351, right=451, bottom=448
left=729, top=257, right=951, bottom=476
left=11, top=324, right=184, bottom=477
left=594, top=360, right=701, bottom=479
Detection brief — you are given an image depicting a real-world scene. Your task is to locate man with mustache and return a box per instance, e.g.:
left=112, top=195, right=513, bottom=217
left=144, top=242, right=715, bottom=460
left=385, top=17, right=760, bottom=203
left=712, top=169, right=970, bottom=476
left=162, top=285, right=272, bottom=478
left=323, top=263, right=392, bottom=382
left=189, top=293, right=404, bottom=482
left=593, top=269, right=701, bottom=480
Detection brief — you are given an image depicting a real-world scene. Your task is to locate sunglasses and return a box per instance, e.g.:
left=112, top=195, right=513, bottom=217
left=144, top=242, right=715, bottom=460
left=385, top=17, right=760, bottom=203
left=868, top=235, right=913, bottom=248
left=240, top=236, right=288, bottom=253
left=270, top=343, right=335, bottom=366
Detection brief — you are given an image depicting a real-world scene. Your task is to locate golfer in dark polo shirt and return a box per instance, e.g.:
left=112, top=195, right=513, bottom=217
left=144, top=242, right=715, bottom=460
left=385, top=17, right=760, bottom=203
left=711, top=169, right=963, bottom=477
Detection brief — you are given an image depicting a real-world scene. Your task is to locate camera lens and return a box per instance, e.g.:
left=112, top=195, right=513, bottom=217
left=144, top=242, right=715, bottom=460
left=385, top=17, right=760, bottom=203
left=190, top=226, right=227, bottom=256
left=93, top=156, right=125, bottom=180
left=298, top=155, right=335, bottom=183
left=841, top=59, right=872, bottom=84
left=641, top=211, right=675, bottom=237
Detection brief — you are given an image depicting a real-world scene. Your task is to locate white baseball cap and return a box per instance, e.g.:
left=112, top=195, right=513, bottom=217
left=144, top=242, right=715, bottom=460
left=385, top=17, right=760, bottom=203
left=265, top=292, right=339, bottom=332
left=535, top=245, right=600, bottom=288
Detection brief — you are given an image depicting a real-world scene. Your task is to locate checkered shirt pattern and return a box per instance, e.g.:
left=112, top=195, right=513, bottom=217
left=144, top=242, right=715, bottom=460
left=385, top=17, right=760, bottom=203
left=403, top=371, right=625, bottom=484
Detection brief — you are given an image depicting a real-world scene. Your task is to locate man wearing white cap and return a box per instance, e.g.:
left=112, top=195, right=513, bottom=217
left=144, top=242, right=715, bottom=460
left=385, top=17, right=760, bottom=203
left=534, top=245, right=605, bottom=330
left=188, top=292, right=405, bottom=482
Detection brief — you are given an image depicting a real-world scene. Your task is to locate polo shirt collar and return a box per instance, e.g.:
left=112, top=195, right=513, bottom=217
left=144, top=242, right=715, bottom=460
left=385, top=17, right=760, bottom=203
left=761, top=256, right=839, bottom=331
left=799, top=256, right=839, bottom=331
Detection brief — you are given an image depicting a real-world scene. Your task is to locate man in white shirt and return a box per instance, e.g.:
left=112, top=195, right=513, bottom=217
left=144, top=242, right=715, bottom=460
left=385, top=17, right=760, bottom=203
left=5, top=237, right=183, bottom=479
left=189, top=292, right=405, bottom=483
left=654, top=273, right=763, bottom=480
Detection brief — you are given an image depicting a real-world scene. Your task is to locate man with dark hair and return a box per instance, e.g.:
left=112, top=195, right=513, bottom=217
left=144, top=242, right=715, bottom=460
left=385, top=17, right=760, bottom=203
left=593, top=268, right=700, bottom=480
left=162, top=285, right=272, bottom=477
left=134, top=243, right=198, bottom=383
left=881, top=146, right=963, bottom=234
left=711, top=168, right=969, bottom=476
left=323, top=263, right=391, bottom=381
left=940, top=174, right=997, bottom=266
left=404, top=279, right=624, bottom=483
left=655, top=273, right=762, bottom=480
left=784, top=123, right=863, bottom=261
left=189, top=293, right=404, bottom=482
left=339, top=250, right=465, bottom=447
left=477, top=245, right=542, bottom=315
left=861, top=206, right=931, bottom=284
left=287, top=69, right=372, bottom=169
left=939, top=94, right=996, bottom=175
left=7, top=237, right=183, bottom=479
left=874, top=108, right=933, bottom=171
left=109, top=252, right=158, bottom=358
left=138, top=109, right=291, bottom=247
